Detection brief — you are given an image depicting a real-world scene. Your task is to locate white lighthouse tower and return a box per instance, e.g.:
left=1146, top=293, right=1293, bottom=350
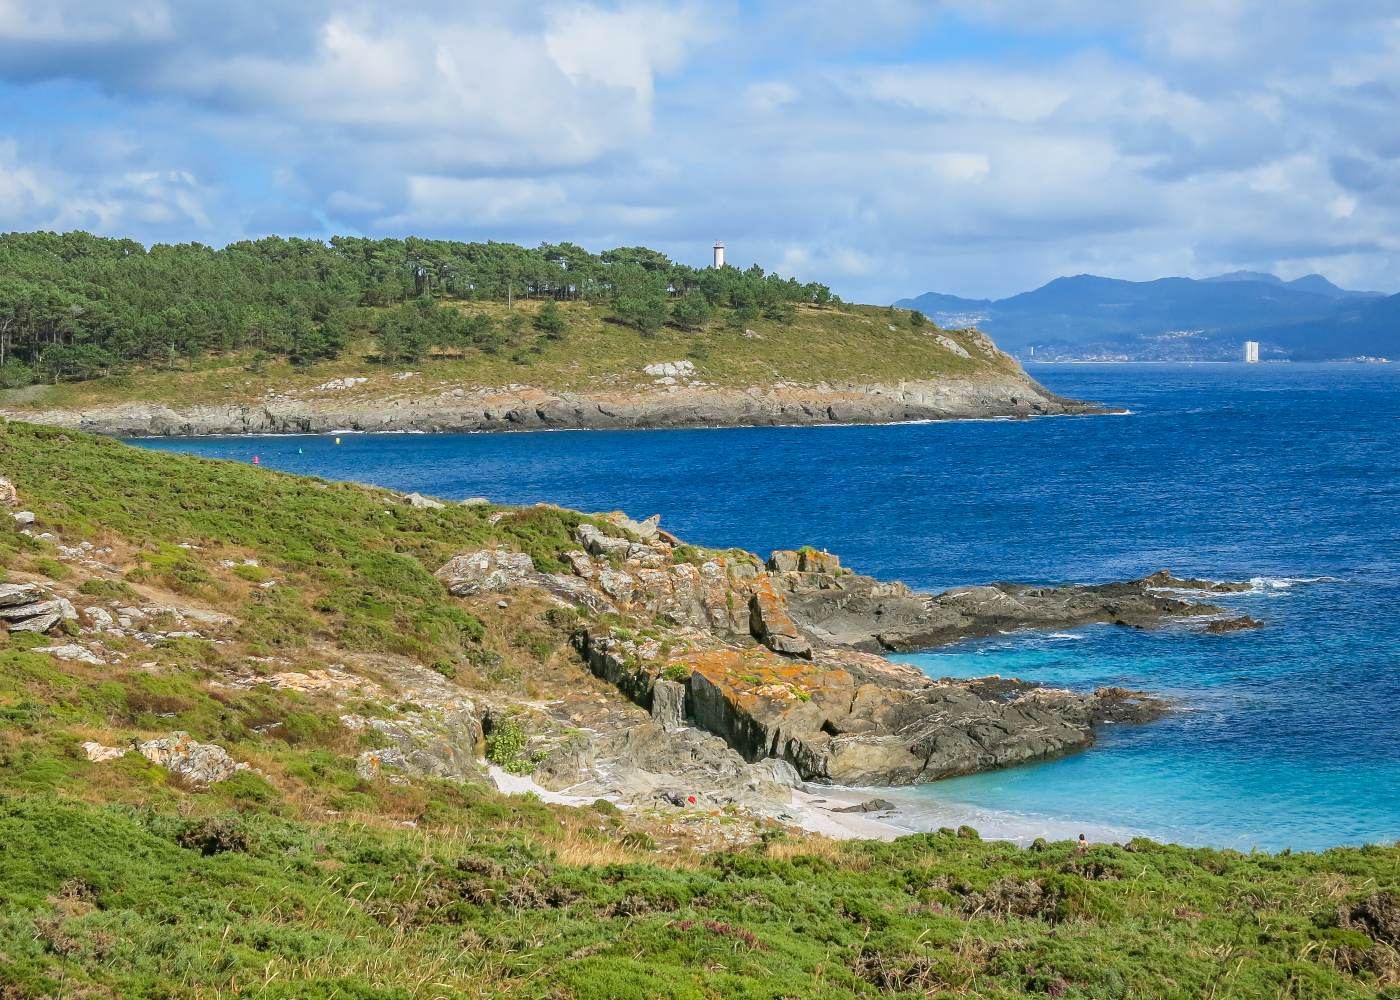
left=712, top=242, right=725, bottom=269
left=1244, top=341, right=1260, bottom=363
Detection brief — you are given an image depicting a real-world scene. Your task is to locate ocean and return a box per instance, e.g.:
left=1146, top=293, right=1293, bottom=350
left=134, top=363, right=1400, bottom=852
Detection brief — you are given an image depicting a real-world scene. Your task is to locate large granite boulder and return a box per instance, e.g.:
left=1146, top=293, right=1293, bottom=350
left=434, top=547, right=536, bottom=596
left=434, top=548, right=617, bottom=614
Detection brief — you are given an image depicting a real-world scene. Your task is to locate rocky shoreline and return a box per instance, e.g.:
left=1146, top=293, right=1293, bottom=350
left=2, top=374, right=1102, bottom=437
left=4, top=444, right=1258, bottom=844
left=431, top=516, right=1257, bottom=811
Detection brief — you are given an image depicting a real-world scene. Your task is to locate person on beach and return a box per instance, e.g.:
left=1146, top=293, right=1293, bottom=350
left=1076, top=833, right=1089, bottom=854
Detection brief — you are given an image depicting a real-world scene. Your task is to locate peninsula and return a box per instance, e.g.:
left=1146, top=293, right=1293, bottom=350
left=0, top=232, right=1094, bottom=435
left=2, top=421, right=1392, bottom=998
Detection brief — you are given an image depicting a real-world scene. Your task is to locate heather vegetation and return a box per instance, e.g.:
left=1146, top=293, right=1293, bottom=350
left=0, top=423, right=1397, bottom=999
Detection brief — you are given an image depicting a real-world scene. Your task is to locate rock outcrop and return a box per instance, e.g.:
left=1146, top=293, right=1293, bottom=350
left=84, top=732, right=252, bottom=787
left=776, top=568, right=1247, bottom=652
left=434, top=546, right=617, bottom=614
left=0, top=582, right=77, bottom=635
left=430, top=518, right=1254, bottom=788
left=748, top=576, right=813, bottom=658
left=226, top=658, right=485, bottom=785
left=2, top=374, right=1100, bottom=437
left=582, top=633, right=1164, bottom=786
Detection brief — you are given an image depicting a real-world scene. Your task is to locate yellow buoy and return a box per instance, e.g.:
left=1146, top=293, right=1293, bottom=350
left=335, top=437, right=341, bottom=445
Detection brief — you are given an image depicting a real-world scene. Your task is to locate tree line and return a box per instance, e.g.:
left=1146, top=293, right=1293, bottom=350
left=0, top=231, right=835, bottom=386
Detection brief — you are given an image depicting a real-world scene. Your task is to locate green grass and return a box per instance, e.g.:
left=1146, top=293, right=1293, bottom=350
left=1, top=794, right=1396, bottom=999
left=0, top=424, right=1397, bottom=998
left=0, top=301, right=1017, bottom=413
left=0, top=421, right=615, bottom=666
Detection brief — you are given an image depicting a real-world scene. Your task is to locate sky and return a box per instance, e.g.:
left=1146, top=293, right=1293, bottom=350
left=1, top=1, right=1398, bottom=302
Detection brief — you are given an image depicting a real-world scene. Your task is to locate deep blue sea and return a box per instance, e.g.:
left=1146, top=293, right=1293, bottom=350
left=135, top=363, right=1400, bottom=852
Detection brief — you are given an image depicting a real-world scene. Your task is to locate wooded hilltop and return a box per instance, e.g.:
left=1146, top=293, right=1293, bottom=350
left=0, top=231, right=833, bottom=385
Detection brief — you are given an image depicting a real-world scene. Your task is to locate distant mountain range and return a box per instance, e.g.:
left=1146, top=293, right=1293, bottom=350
left=896, top=272, right=1397, bottom=361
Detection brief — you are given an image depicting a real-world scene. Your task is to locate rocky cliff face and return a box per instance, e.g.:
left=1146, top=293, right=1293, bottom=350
left=3, top=375, right=1099, bottom=437
left=435, top=515, right=1253, bottom=787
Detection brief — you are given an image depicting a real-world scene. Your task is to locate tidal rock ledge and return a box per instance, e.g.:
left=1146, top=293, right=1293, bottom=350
left=436, top=516, right=1253, bottom=787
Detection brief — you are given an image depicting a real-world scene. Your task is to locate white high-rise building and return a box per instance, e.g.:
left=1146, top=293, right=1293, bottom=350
left=1244, top=341, right=1260, bottom=363
left=712, top=242, right=725, bottom=268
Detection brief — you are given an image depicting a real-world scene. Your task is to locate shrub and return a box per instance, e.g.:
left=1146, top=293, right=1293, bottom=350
left=77, top=578, right=137, bottom=600
left=176, top=815, right=251, bottom=855
left=485, top=716, right=531, bottom=774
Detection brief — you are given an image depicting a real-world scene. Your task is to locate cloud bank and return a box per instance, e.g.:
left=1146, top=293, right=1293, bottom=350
left=0, top=0, right=1396, bottom=299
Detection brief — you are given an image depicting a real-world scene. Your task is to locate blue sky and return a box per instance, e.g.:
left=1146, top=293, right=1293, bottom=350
left=1, top=1, right=1397, bottom=301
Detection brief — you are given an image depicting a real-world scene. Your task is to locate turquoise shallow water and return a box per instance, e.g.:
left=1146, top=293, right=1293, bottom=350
left=136, top=363, right=1400, bottom=851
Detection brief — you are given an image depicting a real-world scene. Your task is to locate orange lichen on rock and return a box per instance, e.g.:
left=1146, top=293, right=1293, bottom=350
left=746, top=574, right=812, bottom=658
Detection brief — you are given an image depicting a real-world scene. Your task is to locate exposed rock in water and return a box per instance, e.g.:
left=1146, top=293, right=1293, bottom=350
left=832, top=798, right=897, bottom=814
left=1205, top=616, right=1264, bottom=634
left=1142, top=569, right=1253, bottom=594
left=776, top=572, right=1249, bottom=652
left=573, top=625, right=1167, bottom=786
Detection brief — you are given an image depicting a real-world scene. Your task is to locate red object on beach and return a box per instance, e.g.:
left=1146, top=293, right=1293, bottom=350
left=687, top=795, right=697, bottom=805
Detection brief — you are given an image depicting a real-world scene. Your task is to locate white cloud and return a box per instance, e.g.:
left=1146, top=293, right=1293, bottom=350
left=383, top=176, right=574, bottom=229
left=854, top=66, right=1073, bottom=123
left=0, top=1, right=171, bottom=43
left=0, top=0, right=1398, bottom=301
left=743, top=81, right=799, bottom=114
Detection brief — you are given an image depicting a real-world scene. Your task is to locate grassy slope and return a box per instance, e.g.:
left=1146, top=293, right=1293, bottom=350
left=0, top=301, right=1019, bottom=412
left=0, top=423, right=1397, bottom=999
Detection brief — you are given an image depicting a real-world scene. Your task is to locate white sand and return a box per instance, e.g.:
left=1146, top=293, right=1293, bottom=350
left=487, top=764, right=918, bottom=841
